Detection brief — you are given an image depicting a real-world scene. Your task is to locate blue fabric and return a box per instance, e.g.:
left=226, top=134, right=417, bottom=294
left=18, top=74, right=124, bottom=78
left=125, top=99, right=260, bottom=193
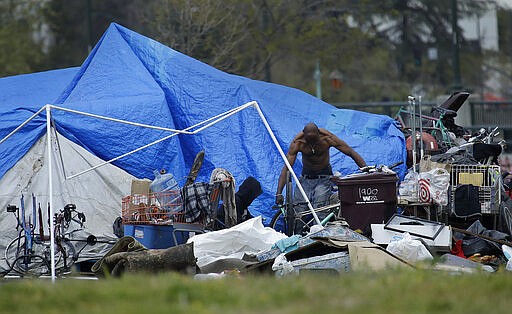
left=0, top=67, right=79, bottom=183
left=272, top=234, right=301, bottom=253
left=0, top=23, right=406, bottom=224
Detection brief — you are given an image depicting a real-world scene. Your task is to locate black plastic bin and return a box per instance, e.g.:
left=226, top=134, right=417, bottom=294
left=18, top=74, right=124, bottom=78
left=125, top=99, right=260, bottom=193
left=331, top=172, right=398, bottom=234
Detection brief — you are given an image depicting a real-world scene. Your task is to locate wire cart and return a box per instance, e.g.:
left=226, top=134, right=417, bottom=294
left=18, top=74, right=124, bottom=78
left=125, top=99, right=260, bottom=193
left=122, top=190, right=206, bottom=248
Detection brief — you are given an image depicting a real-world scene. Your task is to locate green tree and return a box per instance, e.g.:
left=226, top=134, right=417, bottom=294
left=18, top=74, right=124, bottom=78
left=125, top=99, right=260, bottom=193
left=43, top=0, right=145, bottom=69
left=362, top=0, right=494, bottom=96
left=2, top=0, right=504, bottom=104
left=0, top=0, right=46, bottom=77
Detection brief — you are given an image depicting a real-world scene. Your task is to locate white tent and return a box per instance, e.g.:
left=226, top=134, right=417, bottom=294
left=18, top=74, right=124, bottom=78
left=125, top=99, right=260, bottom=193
left=0, top=127, right=134, bottom=271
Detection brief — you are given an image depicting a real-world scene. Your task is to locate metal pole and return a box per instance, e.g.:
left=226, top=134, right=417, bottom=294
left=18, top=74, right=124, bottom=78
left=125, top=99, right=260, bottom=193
left=0, top=106, right=46, bottom=145
left=51, top=105, right=193, bottom=134
left=66, top=103, right=254, bottom=179
left=419, top=95, right=424, bottom=159
left=46, top=105, right=56, bottom=282
left=315, top=59, right=322, bottom=100
left=251, top=102, right=322, bottom=227
left=87, top=0, right=93, bottom=53
left=408, top=96, right=417, bottom=172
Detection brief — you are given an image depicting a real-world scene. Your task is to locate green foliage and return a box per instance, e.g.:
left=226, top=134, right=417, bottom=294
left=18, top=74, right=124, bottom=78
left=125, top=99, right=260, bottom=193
left=0, top=0, right=507, bottom=102
left=0, top=23, right=43, bottom=76
left=43, top=0, right=144, bottom=69
left=0, top=0, right=46, bottom=77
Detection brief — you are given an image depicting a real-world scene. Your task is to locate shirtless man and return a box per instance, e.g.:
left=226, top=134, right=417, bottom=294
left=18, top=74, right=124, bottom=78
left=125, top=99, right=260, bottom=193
left=275, top=123, right=367, bottom=223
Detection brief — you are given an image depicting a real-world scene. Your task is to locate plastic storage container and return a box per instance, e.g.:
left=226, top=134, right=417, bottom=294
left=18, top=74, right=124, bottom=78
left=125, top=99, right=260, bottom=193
left=331, top=172, right=398, bottom=234
left=150, top=170, right=180, bottom=213
left=124, top=224, right=189, bottom=249
left=150, top=169, right=179, bottom=193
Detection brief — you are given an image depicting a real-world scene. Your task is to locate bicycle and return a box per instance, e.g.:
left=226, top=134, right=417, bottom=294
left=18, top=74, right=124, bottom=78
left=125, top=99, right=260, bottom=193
left=269, top=200, right=341, bottom=236
left=3, top=199, right=97, bottom=277
left=269, top=172, right=342, bottom=236
left=394, top=94, right=473, bottom=163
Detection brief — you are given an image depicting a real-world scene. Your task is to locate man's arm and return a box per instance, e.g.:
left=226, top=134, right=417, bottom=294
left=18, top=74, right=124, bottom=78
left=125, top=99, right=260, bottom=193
left=322, top=129, right=367, bottom=168
left=275, top=140, right=299, bottom=204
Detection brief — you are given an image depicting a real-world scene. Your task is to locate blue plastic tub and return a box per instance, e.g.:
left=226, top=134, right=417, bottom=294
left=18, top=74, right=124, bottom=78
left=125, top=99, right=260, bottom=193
left=123, top=224, right=188, bottom=249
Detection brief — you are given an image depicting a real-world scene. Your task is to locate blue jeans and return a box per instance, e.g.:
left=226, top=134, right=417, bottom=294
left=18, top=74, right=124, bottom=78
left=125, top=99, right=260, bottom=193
left=293, top=176, right=332, bottom=233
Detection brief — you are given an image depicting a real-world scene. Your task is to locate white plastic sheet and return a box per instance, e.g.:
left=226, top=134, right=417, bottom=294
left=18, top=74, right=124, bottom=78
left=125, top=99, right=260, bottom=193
left=187, top=216, right=287, bottom=268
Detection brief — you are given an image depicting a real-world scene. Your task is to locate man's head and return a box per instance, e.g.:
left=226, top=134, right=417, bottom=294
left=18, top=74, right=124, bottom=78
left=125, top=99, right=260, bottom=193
left=303, top=122, right=320, bottom=143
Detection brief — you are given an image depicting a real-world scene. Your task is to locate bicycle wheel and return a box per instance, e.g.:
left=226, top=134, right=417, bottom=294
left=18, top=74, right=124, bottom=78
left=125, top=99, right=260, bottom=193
left=270, top=210, right=289, bottom=235
left=55, top=238, right=77, bottom=274
left=4, top=236, right=24, bottom=272
left=4, top=235, right=52, bottom=276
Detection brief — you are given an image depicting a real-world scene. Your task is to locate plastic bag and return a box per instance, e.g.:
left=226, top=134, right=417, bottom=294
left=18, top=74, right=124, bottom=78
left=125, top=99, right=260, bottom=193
left=187, top=216, right=287, bottom=268
left=386, top=232, right=433, bottom=263
left=272, top=253, right=296, bottom=277
left=502, top=245, right=512, bottom=272
left=399, top=171, right=419, bottom=201
left=418, top=168, right=450, bottom=205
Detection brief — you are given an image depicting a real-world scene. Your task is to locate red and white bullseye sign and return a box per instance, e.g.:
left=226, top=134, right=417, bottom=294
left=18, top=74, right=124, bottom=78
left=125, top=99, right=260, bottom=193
left=418, top=178, right=432, bottom=203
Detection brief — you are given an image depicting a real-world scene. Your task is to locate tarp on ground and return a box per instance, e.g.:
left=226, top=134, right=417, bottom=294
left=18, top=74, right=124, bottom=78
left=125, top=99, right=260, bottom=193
left=0, top=23, right=406, bottom=231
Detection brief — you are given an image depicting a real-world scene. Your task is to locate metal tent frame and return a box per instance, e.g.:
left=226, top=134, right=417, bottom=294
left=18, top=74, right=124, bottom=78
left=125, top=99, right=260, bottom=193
left=0, top=101, right=321, bottom=281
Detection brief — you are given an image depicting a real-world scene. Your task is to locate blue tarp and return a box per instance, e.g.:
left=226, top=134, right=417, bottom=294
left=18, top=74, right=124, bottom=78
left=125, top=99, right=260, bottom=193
left=0, top=67, right=79, bottom=182
left=0, top=23, right=406, bottom=221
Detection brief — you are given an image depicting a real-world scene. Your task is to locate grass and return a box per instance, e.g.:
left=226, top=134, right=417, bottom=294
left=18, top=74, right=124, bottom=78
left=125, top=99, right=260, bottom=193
left=1, top=268, right=512, bottom=314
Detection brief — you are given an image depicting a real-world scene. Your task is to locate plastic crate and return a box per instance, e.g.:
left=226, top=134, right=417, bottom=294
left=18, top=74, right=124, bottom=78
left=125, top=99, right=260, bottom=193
left=122, top=190, right=184, bottom=225
left=449, top=164, right=501, bottom=214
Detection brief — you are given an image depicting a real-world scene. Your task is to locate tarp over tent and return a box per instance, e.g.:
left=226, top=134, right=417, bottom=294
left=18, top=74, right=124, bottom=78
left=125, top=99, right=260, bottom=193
left=0, top=67, right=79, bottom=177
left=0, top=23, right=406, bottom=244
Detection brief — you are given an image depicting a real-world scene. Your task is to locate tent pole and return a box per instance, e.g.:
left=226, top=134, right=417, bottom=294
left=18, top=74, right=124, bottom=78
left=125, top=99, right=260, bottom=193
left=50, top=105, right=193, bottom=134
left=191, top=102, right=254, bottom=134
left=46, top=104, right=56, bottom=282
left=251, top=102, right=322, bottom=227
left=66, top=103, right=256, bottom=180
left=0, top=105, right=46, bottom=145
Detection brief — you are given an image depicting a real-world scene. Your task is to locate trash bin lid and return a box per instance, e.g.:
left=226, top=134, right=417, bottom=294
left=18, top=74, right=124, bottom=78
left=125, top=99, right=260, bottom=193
left=331, top=172, right=398, bottom=185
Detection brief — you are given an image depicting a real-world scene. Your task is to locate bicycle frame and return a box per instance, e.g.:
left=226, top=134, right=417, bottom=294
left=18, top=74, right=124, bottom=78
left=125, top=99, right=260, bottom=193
left=395, top=106, right=455, bottom=153
left=3, top=194, right=49, bottom=275
left=20, top=194, right=35, bottom=268
left=272, top=201, right=340, bottom=236
left=3, top=202, right=96, bottom=277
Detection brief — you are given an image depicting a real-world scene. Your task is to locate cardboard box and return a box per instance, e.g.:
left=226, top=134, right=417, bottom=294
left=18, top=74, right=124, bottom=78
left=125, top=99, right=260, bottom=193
left=129, top=178, right=151, bottom=208
left=419, top=155, right=451, bottom=172
left=131, top=179, right=151, bottom=196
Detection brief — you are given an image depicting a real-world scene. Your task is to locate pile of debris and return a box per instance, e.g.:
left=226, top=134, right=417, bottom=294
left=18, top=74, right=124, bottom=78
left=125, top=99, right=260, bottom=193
left=92, top=213, right=512, bottom=278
